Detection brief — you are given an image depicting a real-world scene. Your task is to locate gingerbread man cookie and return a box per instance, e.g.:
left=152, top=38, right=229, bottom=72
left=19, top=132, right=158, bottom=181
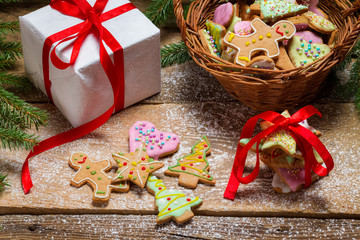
left=165, top=136, right=215, bottom=188
left=112, top=145, right=164, bottom=188
left=69, top=153, right=129, bottom=203
left=224, top=18, right=296, bottom=66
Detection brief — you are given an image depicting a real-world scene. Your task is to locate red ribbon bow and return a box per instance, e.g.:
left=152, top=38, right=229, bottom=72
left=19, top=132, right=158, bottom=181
left=224, top=105, right=334, bottom=200
left=21, top=0, right=136, bottom=194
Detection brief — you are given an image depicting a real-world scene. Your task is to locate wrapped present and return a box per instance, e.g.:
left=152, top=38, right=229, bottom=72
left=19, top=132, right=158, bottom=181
left=20, top=0, right=161, bottom=127
left=19, top=0, right=160, bottom=194
left=224, top=105, right=334, bottom=200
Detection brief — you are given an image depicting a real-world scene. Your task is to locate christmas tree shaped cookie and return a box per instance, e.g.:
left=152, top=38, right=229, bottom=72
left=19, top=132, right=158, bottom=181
left=147, top=175, right=203, bottom=224
left=165, top=136, right=216, bottom=188
left=112, top=145, right=164, bottom=188
left=69, top=153, right=129, bottom=203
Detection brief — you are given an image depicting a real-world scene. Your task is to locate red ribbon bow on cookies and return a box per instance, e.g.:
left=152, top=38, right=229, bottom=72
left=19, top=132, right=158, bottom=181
left=224, top=105, right=334, bottom=200
left=21, top=0, right=136, bottom=194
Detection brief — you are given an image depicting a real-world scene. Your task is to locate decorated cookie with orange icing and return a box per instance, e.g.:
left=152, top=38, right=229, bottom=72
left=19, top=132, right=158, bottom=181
left=147, top=175, right=203, bottom=224
left=112, top=145, right=164, bottom=189
left=69, top=153, right=129, bottom=203
left=223, top=18, right=296, bottom=66
left=303, top=11, right=336, bottom=34
left=165, top=136, right=215, bottom=188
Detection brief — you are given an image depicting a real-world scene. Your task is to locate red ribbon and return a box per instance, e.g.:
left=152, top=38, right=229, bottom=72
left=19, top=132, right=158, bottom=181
left=223, top=105, right=334, bottom=200
left=21, top=0, right=136, bottom=193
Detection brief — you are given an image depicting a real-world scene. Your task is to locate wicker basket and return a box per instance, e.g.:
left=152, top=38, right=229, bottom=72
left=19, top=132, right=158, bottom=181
left=173, top=0, right=360, bottom=111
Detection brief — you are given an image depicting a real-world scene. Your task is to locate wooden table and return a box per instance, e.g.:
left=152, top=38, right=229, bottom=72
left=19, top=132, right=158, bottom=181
left=1, top=1, right=360, bottom=239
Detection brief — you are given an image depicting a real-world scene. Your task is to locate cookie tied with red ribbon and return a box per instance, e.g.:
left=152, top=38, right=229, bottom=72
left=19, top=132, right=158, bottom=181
left=224, top=105, right=334, bottom=200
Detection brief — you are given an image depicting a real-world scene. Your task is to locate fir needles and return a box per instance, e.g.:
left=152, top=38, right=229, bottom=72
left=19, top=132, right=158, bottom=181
left=0, top=16, right=48, bottom=151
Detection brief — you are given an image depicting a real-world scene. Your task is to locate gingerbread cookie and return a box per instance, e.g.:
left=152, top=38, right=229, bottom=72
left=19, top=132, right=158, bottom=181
left=237, top=1, right=252, bottom=21
left=246, top=55, right=276, bottom=69
left=288, top=35, right=331, bottom=67
left=165, top=136, right=215, bottom=188
left=205, top=20, right=226, bottom=53
left=250, top=0, right=308, bottom=22
left=303, top=11, right=336, bottom=34
left=297, top=0, right=328, bottom=18
left=295, top=30, right=323, bottom=44
left=275, top=45, right=295, bottom=70
left=223, top=18, right=296, bottom=66
left=213, top=2, right=234, bottom=27
left=273, top=166, right=321, bottom=193
left=129, top=121, right=180, bottom=160
left=112, top=145, right=164, bottom=188
left=69, top=153, right=129, bottom=203
left=234, top=21, right=253, bottom=36
left=147, top=175, right=203, bottom=224
left=285, top=15, right=309, bottom=31
left=199, top=29, right=221, bottom=57
left=221, top=47, right=237, bottom=62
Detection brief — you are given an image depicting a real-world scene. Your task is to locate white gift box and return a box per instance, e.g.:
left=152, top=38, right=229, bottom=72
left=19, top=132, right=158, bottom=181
left=20, top=0, right=161, bottom=127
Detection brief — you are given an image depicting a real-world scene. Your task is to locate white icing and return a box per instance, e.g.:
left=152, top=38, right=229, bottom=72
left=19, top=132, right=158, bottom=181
left=272, top=173, right=291, bottom=193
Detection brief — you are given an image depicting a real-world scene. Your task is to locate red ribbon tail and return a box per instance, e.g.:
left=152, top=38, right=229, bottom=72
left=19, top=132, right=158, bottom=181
left=21, top=158, right=33, bottom=194
left=224, top=172, right=240, bottom=200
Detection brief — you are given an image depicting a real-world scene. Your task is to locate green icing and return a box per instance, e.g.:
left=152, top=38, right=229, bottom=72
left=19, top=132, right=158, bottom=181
left=167, top=136, right=214, bottom=181
left=239, top=138, right=263, bottom=151
left=86, top=166, right=90, bottom=169
left=260, top=0, right=308, bottom=22
left=147, top=175, right=202, bottom=220
left=261, top=129, right=296, bottom=155
left=285, top=155, right=295, bottom=164
left=289, top=36, right=331, bottom=67
left=205, top=20, right=224, bottom=52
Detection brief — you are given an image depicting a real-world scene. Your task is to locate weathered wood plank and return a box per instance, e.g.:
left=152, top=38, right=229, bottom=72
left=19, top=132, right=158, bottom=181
left=1, top=102, right=359, bottom=218
left=1, top=215, right=360, bottom=239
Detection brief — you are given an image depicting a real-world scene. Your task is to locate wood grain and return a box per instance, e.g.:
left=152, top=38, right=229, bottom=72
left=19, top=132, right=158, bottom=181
left=1, top=102, right=359, bottom=218
left=0, top=214, right=359, bottom=239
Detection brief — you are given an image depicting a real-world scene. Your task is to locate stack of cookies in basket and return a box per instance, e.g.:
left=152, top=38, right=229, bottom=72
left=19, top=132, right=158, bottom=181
left=198, top=0, right=337, bottom=70
left=239, top=110, right=324, bottom=193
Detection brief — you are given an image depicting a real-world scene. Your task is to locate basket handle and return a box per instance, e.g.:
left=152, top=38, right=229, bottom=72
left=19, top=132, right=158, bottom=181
left=332, top=1, right=360, bottom=62
left=173, top=0, right=191, bottom=44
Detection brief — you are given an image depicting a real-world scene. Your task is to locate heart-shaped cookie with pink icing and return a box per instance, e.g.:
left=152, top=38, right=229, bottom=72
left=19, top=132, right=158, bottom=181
left=129, top=121, right=180, bottom=160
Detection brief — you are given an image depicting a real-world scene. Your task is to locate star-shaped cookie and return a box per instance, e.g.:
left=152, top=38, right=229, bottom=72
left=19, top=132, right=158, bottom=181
left=112, top=145, right=164, bottom=188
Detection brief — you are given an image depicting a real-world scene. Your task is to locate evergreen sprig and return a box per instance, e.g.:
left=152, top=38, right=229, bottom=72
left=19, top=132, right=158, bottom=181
left=0, top=1, right=48, bottom=154
left=0, top=36, right=22, bottom=61
left=145, top=0, right=176, bottom=27
left=0, top=174, right=10, bottom=193
left=0, top=21, right=19, bottom=34
left=0, top=0, right=21, bottom=4
left=161, top=41, right=192, bottom=67
left=0, top=88, right=47, bottom=131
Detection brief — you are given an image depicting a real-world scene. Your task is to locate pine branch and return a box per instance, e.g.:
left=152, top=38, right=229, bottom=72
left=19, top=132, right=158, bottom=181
left=161, top=41, right=192, bottom=67
left=0, top=72, right=32, bottom=90
left=0, top=21, right=19, bottom=35
left=0, top=37, right=22, bottom=61
left=145, top=0, right=176, bottom=27
left=0, top=87, right=48, bottom=131
left=0, top=55, right=15, bottom=70
left=0, top=0, right=21, bottom=4
left=0, top=174, right=10, bottom=193
left=0, top=126, right=39, bottom=151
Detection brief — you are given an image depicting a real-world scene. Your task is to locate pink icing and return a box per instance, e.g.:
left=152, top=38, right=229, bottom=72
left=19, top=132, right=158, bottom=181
left=298, top=0, right=325, bottom=17
left=234, top=21, right=252, bottom=36
left=129, top=121, right=180, bottom=160
left=277, top=167, right=305, bottom=191
left=213, top=2, right=233, bottom=26
left=295, top=31, right=323, bottom=44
